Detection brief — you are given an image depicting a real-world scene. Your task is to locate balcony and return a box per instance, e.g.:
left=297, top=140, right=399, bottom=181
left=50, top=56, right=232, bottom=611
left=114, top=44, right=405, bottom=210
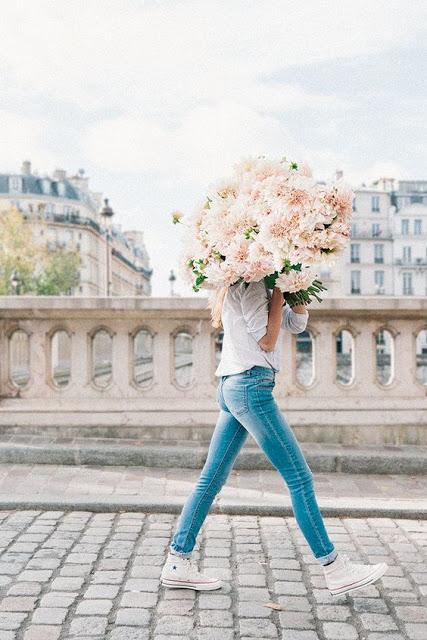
left=395, top=258, right=427, bottom=267
left=351, top=231, right=392, bottom=240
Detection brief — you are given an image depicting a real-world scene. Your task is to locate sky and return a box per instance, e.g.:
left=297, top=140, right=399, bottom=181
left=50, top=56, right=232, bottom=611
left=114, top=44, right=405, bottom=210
left=0, top=0, right=426, bottom=296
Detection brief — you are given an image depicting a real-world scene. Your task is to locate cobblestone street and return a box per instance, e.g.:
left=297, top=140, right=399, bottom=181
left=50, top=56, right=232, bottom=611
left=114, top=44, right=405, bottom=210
left=0, top=510, right=426, bottom=640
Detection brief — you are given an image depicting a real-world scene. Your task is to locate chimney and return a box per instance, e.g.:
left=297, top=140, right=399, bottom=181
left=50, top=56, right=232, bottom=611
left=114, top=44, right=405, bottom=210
left=21, top=160, right=31, bottom=176
left=335, top=169, right=343, bottom=181
left=53, top=168, right=67, bottom=181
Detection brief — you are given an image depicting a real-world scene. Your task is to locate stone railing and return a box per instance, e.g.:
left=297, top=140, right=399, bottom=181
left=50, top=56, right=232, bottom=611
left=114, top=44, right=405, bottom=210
left=0, top=297, right=426, bottom=444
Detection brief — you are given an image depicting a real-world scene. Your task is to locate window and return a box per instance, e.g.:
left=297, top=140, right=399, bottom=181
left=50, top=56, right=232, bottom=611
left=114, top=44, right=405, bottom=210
left=214, top=331, right=224, bottom=369
left=376, top=330, right=394, bottom=385
left=352, top=198, right=357, bottom=212
left=402, top=272, right=413, bottom=295
left=42, top=179, right=51, bottom=195
left=374, top=244, right=384, bottom=264
left=133, top=329, right=153, bottom=387
left=9, top=330, right=30, bottom=388
left=92, top=329, right=113, bottom=388
left=372, top=223, right=381, bottom=237
left=351, top=271, right=361, bottom=294
left=410, top=195, right=423, bottom=204
left=414, top=219, right=422, bottom=235
left=296, top=331, right=314, bottom=387
left=416, top=329, right=427, bottom=386
left=350, top=244, right=360, bottom=263
left=374, top=270, right=385, bottom=293
left=371, top=195, right=380, bottom=212
left=351, top=222, right=357, bottom=236
left=402, top=246, right=412, bottom=264
left=401, top=219, right=409, bottom=235
left=335, top=330, right=354, bottom=385
left=174, top=331, right=193, bottom=387
left=51, top=331, right=71, bottom=388
left=9, top=176, right=22, bottom=192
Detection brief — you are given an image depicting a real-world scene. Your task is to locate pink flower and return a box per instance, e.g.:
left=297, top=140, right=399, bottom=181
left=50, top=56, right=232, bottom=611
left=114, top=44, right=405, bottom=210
left=287, top=188, right=310, bottom=208
left=276, top=268, right=317, bottom=293
left=297, top=162, right=313, bottom=177
left=242, top=258, right=275, bottom=282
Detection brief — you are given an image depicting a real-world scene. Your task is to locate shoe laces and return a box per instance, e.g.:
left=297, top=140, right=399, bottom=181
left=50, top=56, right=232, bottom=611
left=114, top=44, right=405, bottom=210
left=338, top=553, right=363, bottom=575
left=181, top=556, right=202, bottom=578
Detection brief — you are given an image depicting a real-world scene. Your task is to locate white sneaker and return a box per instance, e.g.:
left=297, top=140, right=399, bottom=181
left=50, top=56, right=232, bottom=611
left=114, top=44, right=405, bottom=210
left=161, top=552, right=222, bottom=591
left=323, top=552, right=388, bottom=597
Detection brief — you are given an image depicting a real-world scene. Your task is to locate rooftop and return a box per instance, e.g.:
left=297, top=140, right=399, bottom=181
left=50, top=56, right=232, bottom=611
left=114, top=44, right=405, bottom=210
left=0, top=161, right=98, bottom=211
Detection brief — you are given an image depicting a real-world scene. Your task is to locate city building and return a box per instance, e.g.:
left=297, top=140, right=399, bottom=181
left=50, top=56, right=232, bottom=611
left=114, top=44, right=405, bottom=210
left=0, top=161, right=152, bottom=296
left=330, top=176, right=427, bottom=297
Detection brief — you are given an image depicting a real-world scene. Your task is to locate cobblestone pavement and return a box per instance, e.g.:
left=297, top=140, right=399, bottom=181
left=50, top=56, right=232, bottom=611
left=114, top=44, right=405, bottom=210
left=0, top=465, right=426, bottom=515
left=0, top=510, right=426, bottom=639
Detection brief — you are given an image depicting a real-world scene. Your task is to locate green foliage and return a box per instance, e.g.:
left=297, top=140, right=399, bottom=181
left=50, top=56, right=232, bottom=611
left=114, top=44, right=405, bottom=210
left=0, top=207, right=81, bottom=296
left=36, top=249, right=81, bottom=295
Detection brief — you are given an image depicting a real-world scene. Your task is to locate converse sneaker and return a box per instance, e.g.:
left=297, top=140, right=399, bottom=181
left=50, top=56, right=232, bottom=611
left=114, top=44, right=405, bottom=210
left=324, top=552, right=388, bottom=597
left=161, top=552, right=222, bottom=591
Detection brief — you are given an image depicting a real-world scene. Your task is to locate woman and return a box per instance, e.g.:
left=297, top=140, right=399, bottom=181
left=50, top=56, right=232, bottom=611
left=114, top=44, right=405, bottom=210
left=161, top=280, right=388, bottom=596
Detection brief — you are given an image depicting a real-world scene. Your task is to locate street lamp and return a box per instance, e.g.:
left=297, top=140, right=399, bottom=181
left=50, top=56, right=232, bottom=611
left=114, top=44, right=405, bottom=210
left=100, top=198, right=114, bottom=296
left=10, top=270, right=21, bottom=295
left=169, top=269, right=177, bottom=297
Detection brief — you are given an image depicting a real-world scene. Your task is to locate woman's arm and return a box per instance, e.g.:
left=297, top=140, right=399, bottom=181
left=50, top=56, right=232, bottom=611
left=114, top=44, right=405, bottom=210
left=258, top=286, right=285, bottom=352
left=281, top=302, right=309, bottom=333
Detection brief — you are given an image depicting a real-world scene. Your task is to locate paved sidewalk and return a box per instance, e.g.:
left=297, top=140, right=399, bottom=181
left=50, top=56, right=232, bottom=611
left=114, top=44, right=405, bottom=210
left=0, top=510, right=426, bottom=639
left=1, top=435, right=426, bottom=475
left=0, top=464, right=426, bottom=518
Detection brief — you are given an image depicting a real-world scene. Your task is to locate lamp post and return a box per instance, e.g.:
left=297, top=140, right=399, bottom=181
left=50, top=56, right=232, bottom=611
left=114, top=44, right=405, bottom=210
left=10, top=270, right=21, bottom=295
left=169, top=269, right=177, bottom=297
left=100, top=198, right=114, bottom=296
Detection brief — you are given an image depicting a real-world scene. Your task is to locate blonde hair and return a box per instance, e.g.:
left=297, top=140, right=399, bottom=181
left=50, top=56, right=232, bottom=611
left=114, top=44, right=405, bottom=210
left=207, top=285, right=228, bottom=329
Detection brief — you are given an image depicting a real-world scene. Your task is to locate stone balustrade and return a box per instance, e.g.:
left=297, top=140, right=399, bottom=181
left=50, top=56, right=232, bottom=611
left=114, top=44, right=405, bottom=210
left=0, top=297, right=426, bottom=445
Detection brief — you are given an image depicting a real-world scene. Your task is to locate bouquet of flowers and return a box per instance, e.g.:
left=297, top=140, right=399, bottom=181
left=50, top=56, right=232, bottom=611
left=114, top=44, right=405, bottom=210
left=172, top=156, right=353, bottom=306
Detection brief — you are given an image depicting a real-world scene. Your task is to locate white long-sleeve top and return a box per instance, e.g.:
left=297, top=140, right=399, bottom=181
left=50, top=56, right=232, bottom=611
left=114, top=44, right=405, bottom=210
left=214, top=279, right=309, bottom=377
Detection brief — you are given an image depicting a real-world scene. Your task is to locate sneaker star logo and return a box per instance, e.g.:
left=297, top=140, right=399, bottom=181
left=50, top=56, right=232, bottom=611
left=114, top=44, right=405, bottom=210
left=172, top=565, right=177, bottom=570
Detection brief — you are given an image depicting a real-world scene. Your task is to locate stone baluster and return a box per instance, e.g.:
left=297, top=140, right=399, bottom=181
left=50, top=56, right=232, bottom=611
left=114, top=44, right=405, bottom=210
left=152, top=321, right=172, bottom=395
left=354, top=320, right=378, bottom=395
left=309, top=319, right=335, bottom=396
left=112, top=324, right=129, bottom=396
left=26, top=321, right=47, bottom=397
left=70, top=322, right=90, bottom=393
left=193, top=319, right=215, bottom=398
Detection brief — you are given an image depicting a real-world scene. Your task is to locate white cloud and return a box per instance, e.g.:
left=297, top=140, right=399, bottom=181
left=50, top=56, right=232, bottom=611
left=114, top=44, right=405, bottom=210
left=346, top=161, right=410, bottom=187
left=0, top=111, right=57, bottom=173
left=84, top=101, right=302, bottom=186
left=0, top=1, right=425, bottom=115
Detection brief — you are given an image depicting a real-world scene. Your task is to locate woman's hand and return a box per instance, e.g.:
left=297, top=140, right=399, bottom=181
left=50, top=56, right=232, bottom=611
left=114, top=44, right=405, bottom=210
left=271, top=286, right=285, bottom=307
left=290, top=302, right=308, bottom=314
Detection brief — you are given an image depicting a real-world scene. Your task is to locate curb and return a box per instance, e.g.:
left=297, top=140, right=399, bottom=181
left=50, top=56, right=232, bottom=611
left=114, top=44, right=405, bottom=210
left=0, top=441, right=426, bottom=475
left=0, top=498, right=425, bottom=519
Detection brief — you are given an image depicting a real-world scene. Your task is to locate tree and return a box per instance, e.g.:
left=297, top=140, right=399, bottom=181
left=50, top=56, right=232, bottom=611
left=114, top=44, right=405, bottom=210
left=36, top=249, right=81, bottom=295
left=0, top=207, right=41, bottom=294
left=0, top=207, right=81, bottom=295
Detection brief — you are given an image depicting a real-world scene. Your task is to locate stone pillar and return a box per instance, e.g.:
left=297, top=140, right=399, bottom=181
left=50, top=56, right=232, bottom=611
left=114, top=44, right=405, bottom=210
left=354, top=320, right=377, bottom=396
left=112, top=325, right=129, bottom=397
left=27, top=321, right=47, bottom=397
left=152, top=320, right=172, bottom=396
left=70, top=323, right=90, bottom=393
left=310, top=319, right=335, bottom=396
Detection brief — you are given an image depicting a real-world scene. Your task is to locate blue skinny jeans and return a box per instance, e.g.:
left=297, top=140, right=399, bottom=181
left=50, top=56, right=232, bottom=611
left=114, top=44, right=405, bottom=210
left=170, top=365, right=337, bottom=565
